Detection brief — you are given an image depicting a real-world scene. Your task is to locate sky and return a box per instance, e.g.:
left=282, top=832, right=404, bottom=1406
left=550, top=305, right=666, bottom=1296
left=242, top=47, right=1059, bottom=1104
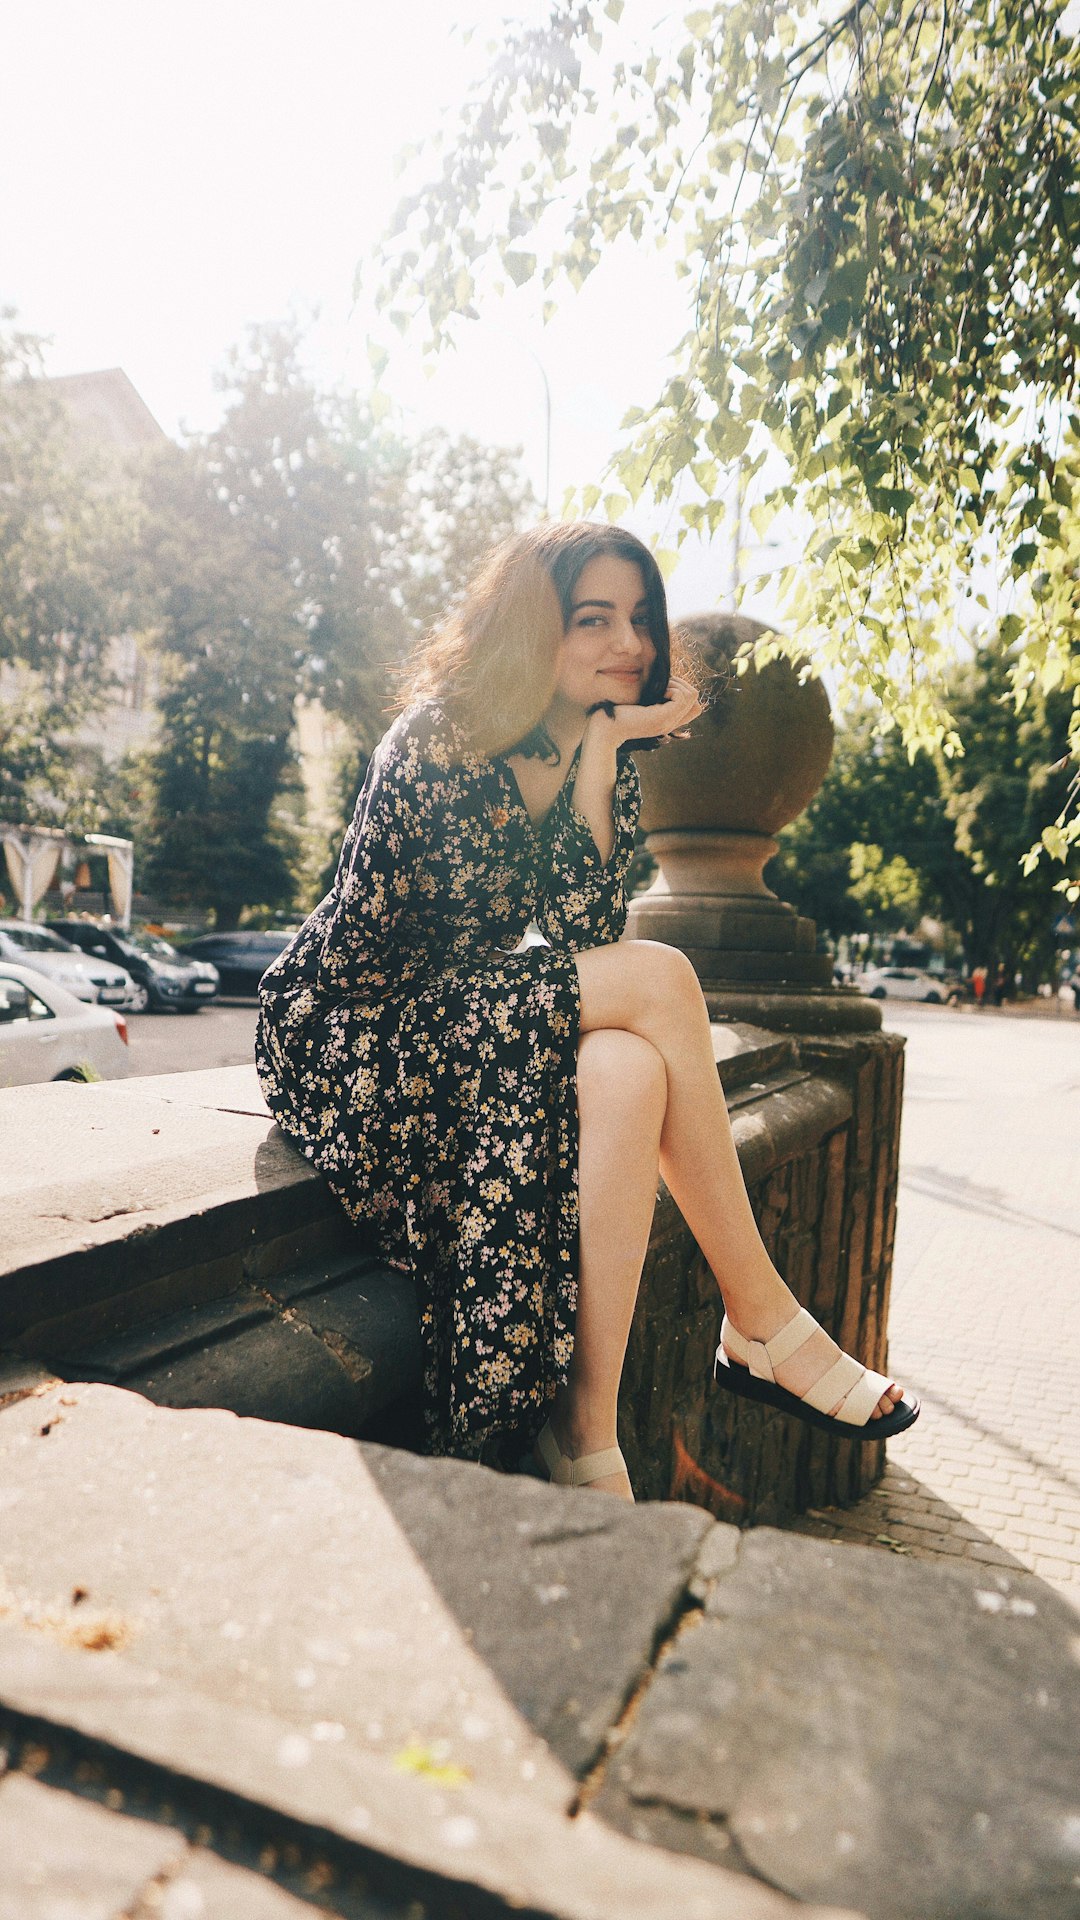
left=2, top=0, right=750, bottom=616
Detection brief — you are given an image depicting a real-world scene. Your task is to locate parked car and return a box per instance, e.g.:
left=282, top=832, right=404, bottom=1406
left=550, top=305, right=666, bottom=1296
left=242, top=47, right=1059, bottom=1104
left=0, top=921, right=133, bottom=1006
left=180, top=930, right=294, bottom=996
left=859, top=966, right=946, bottom=1003
left=49, top=919, right=219, bottom=1014
left=0, top=962, right=130, bottom=1086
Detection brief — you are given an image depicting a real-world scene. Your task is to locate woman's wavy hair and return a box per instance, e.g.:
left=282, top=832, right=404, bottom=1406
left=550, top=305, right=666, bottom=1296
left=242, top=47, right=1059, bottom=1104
left=398, top=522, right=676, bottom=761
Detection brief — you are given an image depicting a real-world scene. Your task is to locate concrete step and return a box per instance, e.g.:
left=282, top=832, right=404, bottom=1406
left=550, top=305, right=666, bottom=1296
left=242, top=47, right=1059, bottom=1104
left=1, top=1378, right=1075, bottom=1920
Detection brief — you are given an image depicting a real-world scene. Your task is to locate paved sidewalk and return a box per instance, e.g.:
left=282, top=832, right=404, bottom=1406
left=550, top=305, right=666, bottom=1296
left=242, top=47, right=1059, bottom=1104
left=790, top=1004, right=1080, bottom=1615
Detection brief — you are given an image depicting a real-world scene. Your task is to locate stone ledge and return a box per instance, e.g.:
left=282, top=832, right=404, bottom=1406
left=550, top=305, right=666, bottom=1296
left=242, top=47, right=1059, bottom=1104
left=0, top=1772, right=337, bottom=1920
left=1, top=1041, right=852, bottom=1457
left=0, top=1069, right=344, bottom=1353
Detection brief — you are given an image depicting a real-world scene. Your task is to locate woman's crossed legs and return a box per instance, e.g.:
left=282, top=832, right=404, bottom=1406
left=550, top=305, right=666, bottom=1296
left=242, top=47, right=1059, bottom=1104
left=545, top=939, right=903, bottom=1500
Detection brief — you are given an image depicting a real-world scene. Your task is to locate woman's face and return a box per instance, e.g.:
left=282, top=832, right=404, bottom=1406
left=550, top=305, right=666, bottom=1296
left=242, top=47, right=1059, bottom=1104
left=551, top=553, right=657, bottom=717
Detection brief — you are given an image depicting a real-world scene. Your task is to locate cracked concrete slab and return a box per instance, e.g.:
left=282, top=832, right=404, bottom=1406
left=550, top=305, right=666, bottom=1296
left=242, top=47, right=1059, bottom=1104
left=363, top=1441, right=712, bottom=1775
left=0, top=1769, right=362, bottom=1920
left=0, top=1771, right=186, bottom=1920
left=595, top=1527, right=1080, bottom=1920
left=0, top=1382, right=842, bottom=1920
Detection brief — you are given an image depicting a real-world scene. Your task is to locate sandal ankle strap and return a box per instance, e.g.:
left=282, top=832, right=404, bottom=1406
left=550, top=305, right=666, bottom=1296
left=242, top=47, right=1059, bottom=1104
left=565, top=1445, right=626, bottom=1487
left=534, top=1421, right=626, bottom=1488
left=721, top=1306, right=818, bottom=1381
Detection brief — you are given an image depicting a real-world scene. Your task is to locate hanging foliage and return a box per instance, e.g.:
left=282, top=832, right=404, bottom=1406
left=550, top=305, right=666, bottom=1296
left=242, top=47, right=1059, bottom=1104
left=379, top=0, right=1080, bottom=896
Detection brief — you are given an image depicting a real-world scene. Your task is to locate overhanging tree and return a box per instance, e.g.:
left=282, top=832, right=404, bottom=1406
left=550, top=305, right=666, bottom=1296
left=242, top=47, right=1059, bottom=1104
left=380, top=0, right=1080, bottom=896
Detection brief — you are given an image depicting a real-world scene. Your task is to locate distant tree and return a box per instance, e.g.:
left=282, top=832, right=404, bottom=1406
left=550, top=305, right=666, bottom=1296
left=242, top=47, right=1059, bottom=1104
left=768, top=716, right=947, bottom=941
left=136, top=324, right=533, bottom=925
left=770, top=639, right=1073, bottom=976
left=381, top=0, right=1080, bottom=893
left=936, top=646, right=1073, bottom=979
left=372, top=425, right=538, bottom=658
left=0, top=315, right=130, bottom=826
left=134, top=434, right=303, bottom=929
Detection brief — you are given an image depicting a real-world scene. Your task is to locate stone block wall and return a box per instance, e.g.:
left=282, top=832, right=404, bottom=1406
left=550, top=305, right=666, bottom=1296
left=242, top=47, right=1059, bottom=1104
left=621, top=1026, right=905, bottom=1524
left=1, top=1036, right=905, bottom=1529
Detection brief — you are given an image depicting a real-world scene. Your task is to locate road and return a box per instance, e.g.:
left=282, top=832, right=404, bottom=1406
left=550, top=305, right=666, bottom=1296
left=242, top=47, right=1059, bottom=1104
left=122, top=993, right=1080, bottom=1607
left=123, top=999, right=259, bottom=1078
left=795, top=999, right=1080, bottom=1611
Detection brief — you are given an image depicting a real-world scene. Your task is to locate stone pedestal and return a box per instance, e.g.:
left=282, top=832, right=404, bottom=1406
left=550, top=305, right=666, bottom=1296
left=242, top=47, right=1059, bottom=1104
left=629, top=611, right=880, bottom=1034
left=624, top=612, right=905, bottom=1517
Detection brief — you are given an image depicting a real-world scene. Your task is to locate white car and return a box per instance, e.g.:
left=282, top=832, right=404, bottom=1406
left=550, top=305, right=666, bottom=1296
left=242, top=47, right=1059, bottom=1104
left=0, top=921, right=133, bottom=1006
left=860, top=966, right=946, bottom=1004
left=0, top=962, right=130, bottom=1086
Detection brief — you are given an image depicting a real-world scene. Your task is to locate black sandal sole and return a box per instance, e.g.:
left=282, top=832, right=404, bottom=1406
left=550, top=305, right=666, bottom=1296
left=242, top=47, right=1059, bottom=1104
left=713, top=1349, right=921, bottom=1440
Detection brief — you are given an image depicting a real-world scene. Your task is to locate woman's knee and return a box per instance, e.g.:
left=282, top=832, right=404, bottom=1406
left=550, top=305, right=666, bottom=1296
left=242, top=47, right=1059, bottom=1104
left=577, top=1027, right=667, bottom=1118
left=579, top=937, right=702, bottom=1012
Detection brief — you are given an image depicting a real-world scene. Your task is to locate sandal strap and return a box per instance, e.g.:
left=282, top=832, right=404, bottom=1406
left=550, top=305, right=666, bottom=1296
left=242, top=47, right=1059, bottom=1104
left=799, top=1350, right=866, bottom=1416
left=721, top=1306, right=818, bottom=1381
left=797, top=1353, right=895, bottom=1426
left=534, top=1421, right=626, bottom=1487
left=722, top=1311, right=896, bottom=1429
left=566, top=1446, right=626, bottom=1487
left=830, top=1363, right=895, bottom=1427
left=535, top=1419, right=573, bottom=1486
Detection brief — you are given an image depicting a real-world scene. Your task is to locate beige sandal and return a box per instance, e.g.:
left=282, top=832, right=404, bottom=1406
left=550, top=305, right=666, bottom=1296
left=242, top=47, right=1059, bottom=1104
left=534, top=1419, right=631, bottom=1492
left=714, top=1307, right=920, bottom=1440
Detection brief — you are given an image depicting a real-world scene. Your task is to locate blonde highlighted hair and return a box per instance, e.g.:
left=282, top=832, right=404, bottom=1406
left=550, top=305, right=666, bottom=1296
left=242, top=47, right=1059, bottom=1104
left=398, top=522, right=676, bottom=761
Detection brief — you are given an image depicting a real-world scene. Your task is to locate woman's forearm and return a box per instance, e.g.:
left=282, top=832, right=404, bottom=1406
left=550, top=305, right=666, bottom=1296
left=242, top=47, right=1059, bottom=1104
left=570, top=712, right=621, bottom=865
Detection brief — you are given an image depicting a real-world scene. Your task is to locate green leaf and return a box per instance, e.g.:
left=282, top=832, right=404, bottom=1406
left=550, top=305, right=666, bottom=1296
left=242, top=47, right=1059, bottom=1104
left=504, top=252, right=537, bottom=287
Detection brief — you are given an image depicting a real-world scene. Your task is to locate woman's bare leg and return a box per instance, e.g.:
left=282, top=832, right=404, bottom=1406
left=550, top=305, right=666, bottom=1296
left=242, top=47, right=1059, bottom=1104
left=545, top=1027, right=667, bottom=1499
left=573, top=940, right=903, bottom=1420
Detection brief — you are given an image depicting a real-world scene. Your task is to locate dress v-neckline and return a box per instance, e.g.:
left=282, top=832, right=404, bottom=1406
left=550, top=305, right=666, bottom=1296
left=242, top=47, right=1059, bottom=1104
left=500, top=744, right=581, bottom=836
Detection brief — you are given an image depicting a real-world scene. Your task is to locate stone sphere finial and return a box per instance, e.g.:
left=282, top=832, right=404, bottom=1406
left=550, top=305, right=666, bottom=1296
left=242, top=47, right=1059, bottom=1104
left=640, top=613, right=834, bottom=836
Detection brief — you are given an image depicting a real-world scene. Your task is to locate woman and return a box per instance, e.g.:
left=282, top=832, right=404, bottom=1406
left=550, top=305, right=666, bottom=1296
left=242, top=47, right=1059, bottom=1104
left=256, top=523, right=918, bottom=1501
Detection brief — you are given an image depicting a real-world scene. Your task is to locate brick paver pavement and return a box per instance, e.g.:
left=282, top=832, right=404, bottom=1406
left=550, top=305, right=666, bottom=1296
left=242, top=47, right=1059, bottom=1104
left=789, top=1000, right=1080, bottom=1615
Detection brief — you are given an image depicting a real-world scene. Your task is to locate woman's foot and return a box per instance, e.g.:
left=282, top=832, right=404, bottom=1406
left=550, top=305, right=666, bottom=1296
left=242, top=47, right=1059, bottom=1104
left=724, top=1293, right=902, bottom=1418
left=534, top=1413, right=635, bottom=1501
left=717, top=1276, right=914, bottom=1431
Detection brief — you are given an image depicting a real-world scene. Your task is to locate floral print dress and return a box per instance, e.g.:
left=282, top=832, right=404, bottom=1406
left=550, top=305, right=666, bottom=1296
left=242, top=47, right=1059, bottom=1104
left=255, top=700, right=640, bottom=1465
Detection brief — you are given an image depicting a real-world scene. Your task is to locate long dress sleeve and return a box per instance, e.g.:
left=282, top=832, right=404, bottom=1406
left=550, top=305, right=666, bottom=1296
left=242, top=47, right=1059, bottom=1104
left=535, top=752, right=641, bottom=951
left=315, top=706, right=446, bottom=997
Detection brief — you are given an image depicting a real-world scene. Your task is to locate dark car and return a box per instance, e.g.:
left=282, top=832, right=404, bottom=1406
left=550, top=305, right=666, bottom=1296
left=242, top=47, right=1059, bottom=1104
left=180, top=930, right=294, bottom=997
left=49, top=920, right=219, bottom=1014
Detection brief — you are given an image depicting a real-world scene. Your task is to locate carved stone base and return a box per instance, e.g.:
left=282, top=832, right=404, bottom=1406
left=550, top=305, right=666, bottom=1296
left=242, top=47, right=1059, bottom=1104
left=628, top=828, right=839, bottom=994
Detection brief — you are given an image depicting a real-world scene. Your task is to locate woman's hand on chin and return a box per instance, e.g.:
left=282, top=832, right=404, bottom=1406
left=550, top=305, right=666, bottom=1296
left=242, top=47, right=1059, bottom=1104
left=587, top=676, right=705, bottom=748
